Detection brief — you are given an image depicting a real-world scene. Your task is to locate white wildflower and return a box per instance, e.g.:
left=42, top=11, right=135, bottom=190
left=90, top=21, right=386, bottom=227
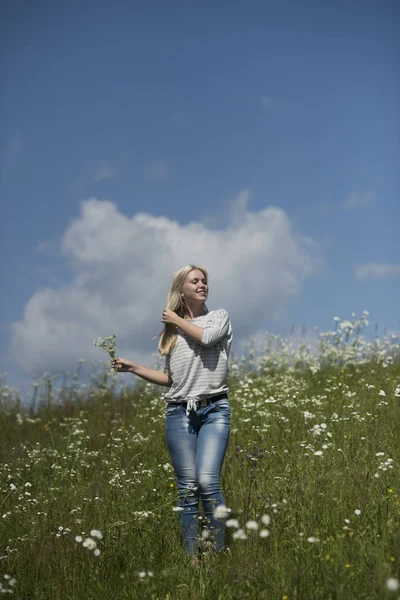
left=213, top=505, right=229, bottom=519
left=307, top=536, right=320, bottom=543
left=386, top=577, right=400, bottom=592
left=245, top=520, right=259, bottom=530
left=232, top=528, right=247, bottom=540
left=261, top=514, right=271, bottom=526
left=90, top=529, right=103, bottom=539
left=226, top=518, right=240, bottom=528
left=82, top=537, right=97, bottom=550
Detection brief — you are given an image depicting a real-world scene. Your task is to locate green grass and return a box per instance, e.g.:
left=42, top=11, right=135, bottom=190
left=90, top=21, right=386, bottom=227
left=1, top=351, right=400, bottom=599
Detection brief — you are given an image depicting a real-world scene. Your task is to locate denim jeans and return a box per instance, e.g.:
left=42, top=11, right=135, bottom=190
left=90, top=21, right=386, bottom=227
left=165, top=398, right=231, bottom=556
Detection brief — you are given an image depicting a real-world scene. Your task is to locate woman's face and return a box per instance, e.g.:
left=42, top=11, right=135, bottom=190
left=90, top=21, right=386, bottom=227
left=182, top=269, right=208, bottom=303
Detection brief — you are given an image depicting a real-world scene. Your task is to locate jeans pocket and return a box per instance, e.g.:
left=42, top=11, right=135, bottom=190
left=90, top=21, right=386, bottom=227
left=213, top=400, right=231, bottom=411
left=166, top=403, right=182, bottom=416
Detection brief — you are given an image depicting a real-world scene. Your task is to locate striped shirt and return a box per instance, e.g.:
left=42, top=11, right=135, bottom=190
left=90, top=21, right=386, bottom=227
left=163, top=308, right=233, bottom=403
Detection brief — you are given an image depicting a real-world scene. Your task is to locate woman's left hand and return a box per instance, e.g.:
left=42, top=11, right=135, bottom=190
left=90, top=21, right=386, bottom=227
left=162, top=308, right=179, bottom=326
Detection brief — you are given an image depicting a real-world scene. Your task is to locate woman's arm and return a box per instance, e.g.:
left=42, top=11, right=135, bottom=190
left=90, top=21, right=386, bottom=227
left=161, top=308, right=230, bottom=346
left=129, top=363, right=172, bottom=387
left=172, top=318, right=204, bottom=343
left=113, top=358, right=172, bottom=387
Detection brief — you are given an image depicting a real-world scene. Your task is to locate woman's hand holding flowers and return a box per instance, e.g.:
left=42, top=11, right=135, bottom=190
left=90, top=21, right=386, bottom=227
left=112, top=357, right=134, bottom=373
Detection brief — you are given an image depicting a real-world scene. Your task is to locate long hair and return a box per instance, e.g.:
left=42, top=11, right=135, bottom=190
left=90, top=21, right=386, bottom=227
left=157, top=264, right=208, bottom=356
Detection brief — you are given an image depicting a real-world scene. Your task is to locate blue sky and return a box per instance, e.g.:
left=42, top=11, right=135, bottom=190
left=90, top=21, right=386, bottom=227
left=1, top=0, right=399, bottom=398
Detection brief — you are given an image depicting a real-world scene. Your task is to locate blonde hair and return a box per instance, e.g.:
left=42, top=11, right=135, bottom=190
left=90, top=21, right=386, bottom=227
left=157, top=264, right=208, bottom=356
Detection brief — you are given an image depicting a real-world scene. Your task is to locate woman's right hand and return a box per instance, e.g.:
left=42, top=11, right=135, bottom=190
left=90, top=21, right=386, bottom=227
left=112, top=357, right=134, bottom=373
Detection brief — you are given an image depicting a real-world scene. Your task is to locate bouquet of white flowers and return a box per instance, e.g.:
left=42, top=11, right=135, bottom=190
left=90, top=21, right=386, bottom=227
left=93, top=334, right=118, bottom=375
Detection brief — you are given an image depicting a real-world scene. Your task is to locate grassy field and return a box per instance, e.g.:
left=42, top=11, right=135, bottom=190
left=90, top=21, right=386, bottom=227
left=1, top=317, right=400, bottom=599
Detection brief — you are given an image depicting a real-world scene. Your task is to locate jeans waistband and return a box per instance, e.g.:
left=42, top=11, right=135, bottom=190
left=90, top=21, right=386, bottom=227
left=168, top=392, right=228, bottom=408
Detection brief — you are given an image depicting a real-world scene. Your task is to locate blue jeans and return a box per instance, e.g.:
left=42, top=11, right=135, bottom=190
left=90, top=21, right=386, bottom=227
left=165, top=398, right=231, bottom=556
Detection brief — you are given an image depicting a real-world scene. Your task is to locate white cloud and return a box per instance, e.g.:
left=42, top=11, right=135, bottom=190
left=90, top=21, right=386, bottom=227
left=143, top=160, right=169, bottom=181
left=10, top=191, right=323, bottom=374
left=344, top=191, right=375, bottom=209
left=355, top=262, right=400, bottom=280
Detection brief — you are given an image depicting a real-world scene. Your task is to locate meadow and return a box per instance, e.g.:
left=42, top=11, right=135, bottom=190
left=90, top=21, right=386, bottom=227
left=0, top=313, right=399, bottom=599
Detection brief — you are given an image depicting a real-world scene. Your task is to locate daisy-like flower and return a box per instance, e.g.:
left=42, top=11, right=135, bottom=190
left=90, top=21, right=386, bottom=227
left=75, top=535, right=83, bottom=543
left=386, top=577, right=400, bottom=592
left=259, top=529, right=270, bottom=538
left=232, top=528, right=247, bottom=540
left=93, top=334, right=118, bottom=374
left=90, top=529, right=103, bottom=539
left=226, top=518, right=240, bottom=528
left=307, top=536, right=320, bottom=543
left=82, top=537, right=97, bottom=550
left=354, top=509, right=361, bottom=516
left=213, top=505, right=229, bottom=519
left=245, top=520, right=259, bottom=531
left=261, top=514, right=271, bottom=526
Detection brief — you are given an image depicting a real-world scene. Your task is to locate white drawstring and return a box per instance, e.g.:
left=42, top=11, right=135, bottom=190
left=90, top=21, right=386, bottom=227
left=185, top=396, right=201, bottom=416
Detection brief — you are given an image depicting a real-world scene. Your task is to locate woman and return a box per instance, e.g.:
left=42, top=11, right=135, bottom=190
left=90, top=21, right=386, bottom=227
left=112, top=264, right=232, bottom=563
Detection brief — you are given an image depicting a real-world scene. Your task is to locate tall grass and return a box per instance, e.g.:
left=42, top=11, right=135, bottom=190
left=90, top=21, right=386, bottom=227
left=1, top=314, right=399, bottom=599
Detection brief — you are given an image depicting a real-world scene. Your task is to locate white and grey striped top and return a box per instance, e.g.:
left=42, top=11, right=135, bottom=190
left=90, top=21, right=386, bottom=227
left=163, top=309, right=233, bottom=403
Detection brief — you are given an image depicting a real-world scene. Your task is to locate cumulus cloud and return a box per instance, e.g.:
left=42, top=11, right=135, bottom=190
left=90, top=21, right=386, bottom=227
left=355, top=262, right=400, bottom=280
left=10, top=191, right=323, bottom=374
left=344, top=191, right=375, bottom=209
